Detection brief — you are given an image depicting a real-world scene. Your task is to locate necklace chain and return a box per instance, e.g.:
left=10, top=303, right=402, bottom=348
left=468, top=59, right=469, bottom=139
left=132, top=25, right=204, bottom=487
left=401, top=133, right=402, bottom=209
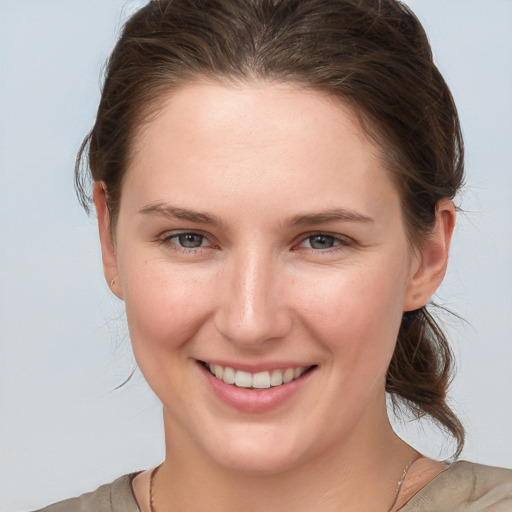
left=149, top=464, right=160, bottom=512
left=386, top=459, right=415, bottom=512
left=149, top=459, right=415, bottom=512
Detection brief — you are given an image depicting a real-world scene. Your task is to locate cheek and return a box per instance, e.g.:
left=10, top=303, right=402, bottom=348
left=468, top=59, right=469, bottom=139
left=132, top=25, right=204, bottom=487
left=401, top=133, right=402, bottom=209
left=120, top=257, right=214, bottom=358
left=294, top=259, right=407, bottom=366
left=119, top=258, right=220, bottom=410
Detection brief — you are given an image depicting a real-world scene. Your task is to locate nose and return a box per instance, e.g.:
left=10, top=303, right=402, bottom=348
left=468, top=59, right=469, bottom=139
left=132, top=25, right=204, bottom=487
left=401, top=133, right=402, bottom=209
left=214, top=248, right=293, bottom=348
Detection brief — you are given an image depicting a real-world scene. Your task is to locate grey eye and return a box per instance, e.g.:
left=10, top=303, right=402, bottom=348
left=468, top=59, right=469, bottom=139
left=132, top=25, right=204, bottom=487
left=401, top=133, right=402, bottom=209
left=177, top=233, right=205, bottom=248
left=307, top=235, right=337, bottom=249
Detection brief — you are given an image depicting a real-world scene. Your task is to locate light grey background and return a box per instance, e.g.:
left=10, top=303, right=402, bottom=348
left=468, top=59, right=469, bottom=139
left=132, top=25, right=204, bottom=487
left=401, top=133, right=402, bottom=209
left=1, top=1, right=511, bottom=511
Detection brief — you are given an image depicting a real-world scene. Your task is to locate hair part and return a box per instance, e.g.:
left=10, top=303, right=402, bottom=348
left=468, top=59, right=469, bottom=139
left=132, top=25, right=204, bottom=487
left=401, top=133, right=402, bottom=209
left=76, top=0, right=465, bottom=455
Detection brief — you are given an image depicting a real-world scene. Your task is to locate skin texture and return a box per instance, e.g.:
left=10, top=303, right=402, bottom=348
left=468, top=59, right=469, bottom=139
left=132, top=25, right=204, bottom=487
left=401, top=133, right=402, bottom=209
left=94, top=82, right=455, bottom=512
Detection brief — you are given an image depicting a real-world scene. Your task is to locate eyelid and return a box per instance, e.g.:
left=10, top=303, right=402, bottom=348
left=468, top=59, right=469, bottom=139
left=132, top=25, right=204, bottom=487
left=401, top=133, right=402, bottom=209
left=293, top=231, right=354, bottom=250
left=155, top=229, right=353, bottom=253
left=157, top=229, right=217, bottom=250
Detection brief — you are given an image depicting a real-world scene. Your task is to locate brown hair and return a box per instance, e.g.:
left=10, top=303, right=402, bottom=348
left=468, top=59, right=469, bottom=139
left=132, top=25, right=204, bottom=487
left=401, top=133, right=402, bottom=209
left=76, top=0, right=465, bottom=454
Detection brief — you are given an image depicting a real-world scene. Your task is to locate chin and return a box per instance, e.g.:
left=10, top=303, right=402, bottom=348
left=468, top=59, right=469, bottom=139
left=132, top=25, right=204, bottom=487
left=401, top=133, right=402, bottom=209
left=198, top=423, right=313, bottom=476
left=212, top=447, right=304, bottom=476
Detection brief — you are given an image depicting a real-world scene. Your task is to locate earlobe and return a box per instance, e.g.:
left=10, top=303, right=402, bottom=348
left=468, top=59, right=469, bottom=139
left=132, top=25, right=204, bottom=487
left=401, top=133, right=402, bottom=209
left=93, top=182, right=123, bottom=300
left=404, top=199, right=456, bottom=311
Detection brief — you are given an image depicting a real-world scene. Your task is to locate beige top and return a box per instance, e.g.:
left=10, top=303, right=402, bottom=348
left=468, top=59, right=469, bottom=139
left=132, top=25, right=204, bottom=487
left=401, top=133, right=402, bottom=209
left=36, top=461, right=512, bottom=512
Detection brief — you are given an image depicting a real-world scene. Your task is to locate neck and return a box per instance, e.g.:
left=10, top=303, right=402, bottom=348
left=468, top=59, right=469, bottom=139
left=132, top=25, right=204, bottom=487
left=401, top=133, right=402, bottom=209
left=153, top=406, right=416, bottom=512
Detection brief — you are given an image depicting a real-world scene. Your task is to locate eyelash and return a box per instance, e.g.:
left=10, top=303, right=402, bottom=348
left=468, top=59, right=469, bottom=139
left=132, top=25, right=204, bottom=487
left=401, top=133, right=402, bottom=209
left=295, top=233, right=353, bottom=252
left=158, top=230, right=353, bottom=256
left=158, top=231, right=214, bottom=253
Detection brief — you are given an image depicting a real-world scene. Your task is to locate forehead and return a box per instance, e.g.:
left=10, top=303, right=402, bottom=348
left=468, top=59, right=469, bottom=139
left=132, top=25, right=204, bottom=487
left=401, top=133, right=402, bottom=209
left=124, top=81, right=400, bottom=221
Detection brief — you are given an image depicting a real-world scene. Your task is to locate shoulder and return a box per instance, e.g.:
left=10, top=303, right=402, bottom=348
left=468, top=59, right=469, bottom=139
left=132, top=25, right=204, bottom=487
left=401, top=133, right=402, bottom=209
left=34, top=474, right=139, bottom=512
left=400, top=461, right=512, bottom=512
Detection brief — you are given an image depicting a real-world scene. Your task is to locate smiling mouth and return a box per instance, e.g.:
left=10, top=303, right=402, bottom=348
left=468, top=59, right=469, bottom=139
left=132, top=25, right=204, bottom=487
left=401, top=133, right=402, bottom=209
left=201, top=362, right=314, bottom=389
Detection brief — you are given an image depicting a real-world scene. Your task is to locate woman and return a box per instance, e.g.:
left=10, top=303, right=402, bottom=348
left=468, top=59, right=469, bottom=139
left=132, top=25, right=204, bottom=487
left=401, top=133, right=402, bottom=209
left=36, top=0, right=511, bottom=510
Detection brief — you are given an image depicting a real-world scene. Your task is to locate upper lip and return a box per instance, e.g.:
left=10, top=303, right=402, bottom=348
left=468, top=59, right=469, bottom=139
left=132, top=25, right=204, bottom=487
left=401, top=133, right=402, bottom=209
left=197, top=359, right=315, bottom=373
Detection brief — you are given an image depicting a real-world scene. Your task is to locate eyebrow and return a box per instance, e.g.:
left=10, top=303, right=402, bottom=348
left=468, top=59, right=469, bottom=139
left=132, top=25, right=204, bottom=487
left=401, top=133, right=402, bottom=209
left=139, top=203, right=226, bottom=228
left=289, top=209, right=374, bottom=226
left=140, top=203, right=373, bottom=228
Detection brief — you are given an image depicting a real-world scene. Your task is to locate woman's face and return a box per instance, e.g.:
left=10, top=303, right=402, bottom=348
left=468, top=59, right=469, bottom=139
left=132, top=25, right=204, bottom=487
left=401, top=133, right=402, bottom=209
left=96, top=82, right=447, bottom=474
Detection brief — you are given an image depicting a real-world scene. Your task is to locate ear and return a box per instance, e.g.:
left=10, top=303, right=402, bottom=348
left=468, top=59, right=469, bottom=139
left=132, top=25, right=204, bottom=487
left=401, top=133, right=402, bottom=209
left=93, top=182, right=123, bottom=300
left=404, top=198, right=455, bottom=311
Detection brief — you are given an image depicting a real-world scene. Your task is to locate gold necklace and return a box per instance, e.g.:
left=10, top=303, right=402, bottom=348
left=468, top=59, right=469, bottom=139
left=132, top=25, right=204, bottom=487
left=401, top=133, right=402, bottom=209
left=149, top=459, right=415, bottom=512
left=386, top=460, right=415, bottom=512
left=149, top=464, right=161, bottom=512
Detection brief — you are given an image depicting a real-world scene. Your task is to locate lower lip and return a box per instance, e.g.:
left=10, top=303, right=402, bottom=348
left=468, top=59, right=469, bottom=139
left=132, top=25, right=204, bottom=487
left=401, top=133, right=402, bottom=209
left=198, top=363, right=315, bottom=413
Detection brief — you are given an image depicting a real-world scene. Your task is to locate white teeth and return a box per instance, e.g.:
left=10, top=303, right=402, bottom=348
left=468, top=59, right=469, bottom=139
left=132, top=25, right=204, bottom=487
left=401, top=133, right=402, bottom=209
left=293, top=367, right=304, bottom=379
left=223, top=366, right=236, bottom=384
left=213, top=365, right=224, bottom=379
left=283, top=368, right=294, bottom=383
left=252, top=371, right=271, bottom=389
left=270, top=369, right=283, bottom=386
left=235, top=370, right=252, bottom=388
left=206, top=363, right=309, bottom=388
